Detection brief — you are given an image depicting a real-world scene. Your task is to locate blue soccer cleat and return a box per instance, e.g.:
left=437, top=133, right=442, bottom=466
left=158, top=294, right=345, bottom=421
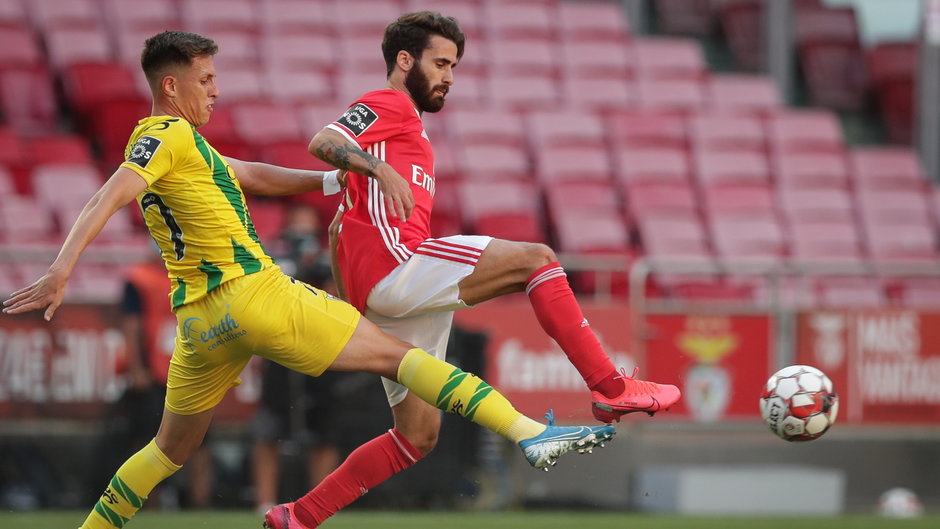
left=518, top=410, right=616, bottom=471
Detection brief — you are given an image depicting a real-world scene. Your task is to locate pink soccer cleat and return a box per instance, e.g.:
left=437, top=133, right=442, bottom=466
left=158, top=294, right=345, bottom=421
left=263, top=503, right=312, bottom=529
left=591, top=367, right=681, bottom=423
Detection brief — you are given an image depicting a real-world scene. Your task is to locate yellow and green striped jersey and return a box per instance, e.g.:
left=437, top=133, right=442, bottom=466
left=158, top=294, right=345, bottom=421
left=121, top=115, right=273, bottom=310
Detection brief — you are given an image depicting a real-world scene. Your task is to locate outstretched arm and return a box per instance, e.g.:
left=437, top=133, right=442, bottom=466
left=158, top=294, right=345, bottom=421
left=3, top=167, right=148, bottom=320
left=308, top=128, right=414, bottom=220
left=225, top=157, right=344, bottom=197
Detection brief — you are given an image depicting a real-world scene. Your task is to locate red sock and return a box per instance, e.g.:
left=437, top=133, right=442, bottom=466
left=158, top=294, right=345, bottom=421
left=293, top=428, right=422, bottom=527
left=526, top=262, right=623, bottom=398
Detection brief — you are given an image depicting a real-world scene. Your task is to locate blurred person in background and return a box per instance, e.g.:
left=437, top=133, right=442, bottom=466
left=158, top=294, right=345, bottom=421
left=251, top=204, right=344, bottom=514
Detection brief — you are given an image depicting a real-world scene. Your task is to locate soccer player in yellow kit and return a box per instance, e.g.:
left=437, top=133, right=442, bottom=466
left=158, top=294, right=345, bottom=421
left=1, top=31, right=615, bottom=529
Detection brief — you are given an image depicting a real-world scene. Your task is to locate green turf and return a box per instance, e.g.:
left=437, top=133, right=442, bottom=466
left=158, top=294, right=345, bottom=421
left=3, top=510, right=938, bottom=529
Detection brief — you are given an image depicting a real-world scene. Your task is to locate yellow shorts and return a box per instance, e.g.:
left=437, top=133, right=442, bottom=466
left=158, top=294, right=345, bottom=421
left=165, top=266, right=361, bottom=415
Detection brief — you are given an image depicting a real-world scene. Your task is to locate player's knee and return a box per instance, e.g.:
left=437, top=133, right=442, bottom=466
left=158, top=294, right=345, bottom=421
left=409, top=429, right=439, bottom=455
left=524, top=243, right=557, bottom=271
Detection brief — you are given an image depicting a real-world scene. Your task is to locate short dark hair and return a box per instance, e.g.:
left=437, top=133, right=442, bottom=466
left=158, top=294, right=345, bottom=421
left=381, top=11, right=465, bottom=77
left=141, top=31, right=218, bottom=87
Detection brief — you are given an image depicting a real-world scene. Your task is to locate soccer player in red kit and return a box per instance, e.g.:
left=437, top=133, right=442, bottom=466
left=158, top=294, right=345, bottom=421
left=265, top=11, right=680, bottom=529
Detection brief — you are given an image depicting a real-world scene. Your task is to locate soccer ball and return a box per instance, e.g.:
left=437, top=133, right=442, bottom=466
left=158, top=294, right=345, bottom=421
left=759, top=365, right=838, bottom=442
left=877, top=487, right=924, bottom=518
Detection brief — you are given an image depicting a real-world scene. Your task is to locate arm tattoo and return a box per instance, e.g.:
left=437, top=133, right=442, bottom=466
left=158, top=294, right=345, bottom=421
left=314, top=140, right=382, bottom=176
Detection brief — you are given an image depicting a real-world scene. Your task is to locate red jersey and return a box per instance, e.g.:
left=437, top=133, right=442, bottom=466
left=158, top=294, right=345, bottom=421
left=328, top=89, right=436, bottom=312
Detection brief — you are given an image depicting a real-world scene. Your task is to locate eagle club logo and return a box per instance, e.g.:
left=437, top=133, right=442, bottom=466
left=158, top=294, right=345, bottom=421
left=127, top=136, right=162, bottom=168
left=337, top=103, right=378, bottom=137
left=181, top=313, right=248, bottom=351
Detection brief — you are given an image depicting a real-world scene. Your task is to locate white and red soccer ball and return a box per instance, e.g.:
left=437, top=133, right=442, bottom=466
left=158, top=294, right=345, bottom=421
left=760, top=365, right=839, bottom=442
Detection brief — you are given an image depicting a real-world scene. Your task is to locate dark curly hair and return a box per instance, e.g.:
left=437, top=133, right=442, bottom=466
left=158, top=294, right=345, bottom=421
left=382, top=11, right=465, bottom=77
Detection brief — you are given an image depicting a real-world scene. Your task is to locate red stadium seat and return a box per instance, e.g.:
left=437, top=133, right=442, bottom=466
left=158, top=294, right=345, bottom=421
left=216, top=67, right=266, bottom=104
left=0, top=0, right=28, bottom=29
left=31, top=162, right=102, bottom=211
left=767, top=109, right=844, bottom=154
left=0, top=65, right=57, bottom=135
left=554, top=210, right=631, bottom=254
left=487, top=75, right=559, bottom=111
left=702, top=185, right=776, bottom=217
left=562, top=76, right=635, bottom=111
left=490, top=38, right=558, bottom=78
left=863, top=222, right=938, bottom=264
left=560, top=40, right=633, bottom=80
left=209, top=31, right=262, bottom=71
left=260, top=0, right=335, bottom=36
left=526, top=110, right=607, bottom=148
left=635, top=78, right=706, bottom=114
left=0, top=26, right=43, bottom=68
left=707, top=74, right=782, bottom=114
left=429, top=180, right=462, bottom=238
left=264, top=70, right=333, bottom=105
left=848, top=147, right=927, bottom=191
left=688, top=113, right=766, bottom=153
left=333, top=0, right=404, bottom=38
left=337, top=35, right=392, bottom=74
left=709, top=214, right=786, bottom=263
left=243, top=198, right=287, bottom=244
left=654, top=0, right=715, bottom=36
left=28, top=0, right=100, bottom=30
left=103, top=0, right=179, bottom=33
left=631, top=37, right=707, bottom=80
left=231, top=102, right=306, bottom=147
left=717, top=0, right=764, bottom=71
left=638, top=215, right=711, bottom=259
left=694, top=150, right=770, bottom=187
left=457, top=179, right=544, bottom=242
left=615, top=146, right=691, bottom=186
left=0, top=164, right=14, bottom=195
left=793, top=4, right=867, bottom=110
left=868, top=42, right=917, bottom=144
left=484, top=1, right=557, bottom=41
left=446, top=108, right=526, bottom=148
left=454, top=144, right=531, bottom=181
left=558, top=1, right=631, bottom=43
left=436, top=73, right=486, bottom=110
left=43, top=28, right=113, bottom=70
left=181, top=0, right=259, bottom=34
left=625, top=182, right=698, bottom=220
left=816, top=277, right=886, bottom=308
left=533, top=144, right=613, bottom=184
left=855, top=188, right=933, bottom=226
left=298, top=100, right=350, bottom=139
left=94, top=97, right=153, bottom=167
left=407, top=1, right=485, bottom=40
left=264, top=33, right=337, bottom=74
left=778, top=187, right=855, bottom=223
left=544, top=181, right=623, bottom=219
left=27, top=134, right=94, bottom=165
left=62, top=62, right=142, bottom=115
left=0, top=194, right=57, bottom=243
left=608, top=111, right=687, bottom=148
left=336, top=70, right=389, bottom=104
left=788, top=219, right=864, bottom=267
left=115, top=27, right=163, bottom=69
left=772, top=151, right=850, bottom=190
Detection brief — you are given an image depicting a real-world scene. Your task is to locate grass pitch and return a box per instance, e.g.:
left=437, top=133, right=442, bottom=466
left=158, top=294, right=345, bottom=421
left=4, top=510, right=940, bottom=529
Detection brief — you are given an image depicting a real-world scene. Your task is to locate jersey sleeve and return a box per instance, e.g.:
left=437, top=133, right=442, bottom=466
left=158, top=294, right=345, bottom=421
left=326, top=91, right=407, bottom=149
left=120, top=119, right=190, bottom=186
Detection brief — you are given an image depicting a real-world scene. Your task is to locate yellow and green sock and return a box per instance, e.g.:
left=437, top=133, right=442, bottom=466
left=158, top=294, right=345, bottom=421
left=397, top=348, right=546, bottom=443
left=80, top=439, right=181, bottom=529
